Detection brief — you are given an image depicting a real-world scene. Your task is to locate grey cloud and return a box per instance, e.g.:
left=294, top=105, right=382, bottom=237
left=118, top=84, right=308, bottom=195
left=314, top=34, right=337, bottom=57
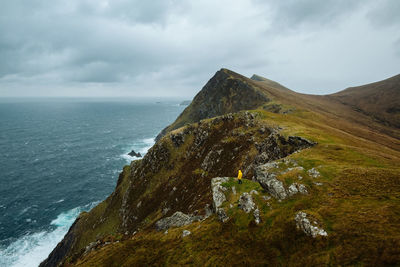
left=0, top=0, right=399, bottom=97
left=366, top=0, right=400, bottom=27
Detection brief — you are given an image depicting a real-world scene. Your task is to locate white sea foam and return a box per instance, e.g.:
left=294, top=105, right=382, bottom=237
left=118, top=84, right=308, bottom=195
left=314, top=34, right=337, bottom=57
left=121, top=137, right=155, bottom=163
left=0, top=202, right=98, bottom=267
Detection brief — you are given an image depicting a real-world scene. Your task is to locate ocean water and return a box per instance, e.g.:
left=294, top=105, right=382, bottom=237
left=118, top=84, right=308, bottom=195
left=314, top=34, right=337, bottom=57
left=0, top=98, right=185, bottom=267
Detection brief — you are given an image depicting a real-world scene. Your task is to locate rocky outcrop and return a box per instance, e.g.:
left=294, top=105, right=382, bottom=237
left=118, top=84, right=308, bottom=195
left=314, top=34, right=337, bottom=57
left=255, top=162, right=309, bottom=200
left=254, top=133, right=316, bottom=165
left=295, top=211, right=328, bottom=238
left=255, top=162, right=288, bottom=200
left=211, top=177, right=229, bottom=222
left=155, top=211, right=202, bottom=231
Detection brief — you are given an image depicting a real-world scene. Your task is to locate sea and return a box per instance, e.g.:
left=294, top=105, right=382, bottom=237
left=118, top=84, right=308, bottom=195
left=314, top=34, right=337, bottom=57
left=0, top=98, right=186, bottom=267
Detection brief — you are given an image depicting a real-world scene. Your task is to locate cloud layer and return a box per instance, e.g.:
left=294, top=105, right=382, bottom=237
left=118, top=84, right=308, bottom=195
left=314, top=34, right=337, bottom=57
left=1, top=0, right=399, bottom=97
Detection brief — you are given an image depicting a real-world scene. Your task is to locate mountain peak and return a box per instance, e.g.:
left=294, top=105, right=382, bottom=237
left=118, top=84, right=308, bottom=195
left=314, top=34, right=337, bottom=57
left=156, top=69, right=270, bottom=140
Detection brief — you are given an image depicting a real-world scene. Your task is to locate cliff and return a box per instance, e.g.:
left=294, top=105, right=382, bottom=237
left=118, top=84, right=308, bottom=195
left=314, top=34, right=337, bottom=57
left=41, top=69, right=400, bottom=266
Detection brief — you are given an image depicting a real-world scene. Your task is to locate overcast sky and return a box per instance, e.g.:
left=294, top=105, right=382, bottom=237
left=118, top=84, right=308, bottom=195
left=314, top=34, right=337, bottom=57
left=0, top=0, right=399, bottom=98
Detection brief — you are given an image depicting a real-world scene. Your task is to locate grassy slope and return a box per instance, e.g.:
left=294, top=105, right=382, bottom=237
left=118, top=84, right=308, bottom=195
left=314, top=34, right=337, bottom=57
left=330, top=74, right=400, bottom=128
left=71, top=93, right=400, bottom=266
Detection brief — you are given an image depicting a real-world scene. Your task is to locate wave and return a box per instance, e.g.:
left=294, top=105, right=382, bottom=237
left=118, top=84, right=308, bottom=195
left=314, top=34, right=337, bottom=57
left=0, top=202, right=98, bottom=267
left=121, top=137, right=155, bottom=163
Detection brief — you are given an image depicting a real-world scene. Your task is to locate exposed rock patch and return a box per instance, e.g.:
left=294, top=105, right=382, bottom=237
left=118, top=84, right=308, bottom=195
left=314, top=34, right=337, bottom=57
left=155, top=211, right=202, bottom=231
left=295, top=211, right=328, bottom=238
left=255, top=161, right=310, bottom=200
left=211, top=177, right=230, bottom=222
left=255, top=163, right=288, bottom=200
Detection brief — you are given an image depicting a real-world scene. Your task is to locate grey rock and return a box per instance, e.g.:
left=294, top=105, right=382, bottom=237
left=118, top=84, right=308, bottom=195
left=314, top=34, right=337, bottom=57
left=253, top=208, right=260, bottom=224
left=238, top=192, right=255, bottom=213
left=155, top=211, right=199, bottom=231
left=204, top=204, right=213, bottom=218
left=250, top=190, right=259, bottom=195
left=182, top=230, right=191, bottom=237
left=255, top=163, right=287, bottom=199
left=308, top=168, right=320, bottom=178
left=295, top=211, right=328, bottom=238
left=288, top=183, right=308, bottom=196
left=216, top=208, right=229, bottom=222
left=211, top=177, right=229, bottom=210
left=262, top=195, right=271, bottom=201
left=162, top=207, right=170, bottom=215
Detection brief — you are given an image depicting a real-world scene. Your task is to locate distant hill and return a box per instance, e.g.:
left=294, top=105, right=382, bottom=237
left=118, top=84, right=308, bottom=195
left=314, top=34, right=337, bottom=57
left=330, top=74, right=400, bottom=128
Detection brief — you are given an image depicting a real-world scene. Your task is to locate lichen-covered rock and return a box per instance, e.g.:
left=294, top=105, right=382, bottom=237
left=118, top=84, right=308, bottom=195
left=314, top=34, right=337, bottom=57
left=295, top=211, right=328, bottom=238
left=308, top=168, right=320, bottom=178
left=255, top=163, right=288, bottom=199
left=211, top=177, right=229, bottom=210
left=288, top=183, right=308, bottom=196
left=238, top=192, right=255, bottom=213
left=155, top=211, right=200, bottom=231
left=211, top=177, right=230, bottom=222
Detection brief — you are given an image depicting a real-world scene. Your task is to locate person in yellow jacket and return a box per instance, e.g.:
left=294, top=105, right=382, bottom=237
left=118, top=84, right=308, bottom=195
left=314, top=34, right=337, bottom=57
left=237, top=169, right=243, bottom=184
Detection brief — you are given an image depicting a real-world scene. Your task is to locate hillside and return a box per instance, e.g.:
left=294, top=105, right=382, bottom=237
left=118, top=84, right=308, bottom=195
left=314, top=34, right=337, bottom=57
left=330, top=74, right=400, bottom=128
left=41, top=69, right=400, bottom=266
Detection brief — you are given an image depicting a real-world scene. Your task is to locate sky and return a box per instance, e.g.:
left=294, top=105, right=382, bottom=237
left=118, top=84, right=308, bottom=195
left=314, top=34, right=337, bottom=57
left=0, top=0, right=399, bottom=98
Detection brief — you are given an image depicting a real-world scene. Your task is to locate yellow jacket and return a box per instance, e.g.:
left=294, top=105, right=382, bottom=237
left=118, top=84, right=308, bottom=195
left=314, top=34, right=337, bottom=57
left=237, top=170, right=242, bottom=180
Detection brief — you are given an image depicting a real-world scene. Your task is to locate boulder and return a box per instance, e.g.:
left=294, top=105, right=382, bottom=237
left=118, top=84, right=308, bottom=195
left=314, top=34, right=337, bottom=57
left=211, top=177, right=229, bottom=210
left=211, top=177, right=230, bottom=222
left=295, top=211, right=328, bottom=238
left=255, top=163, right=288, bottom=200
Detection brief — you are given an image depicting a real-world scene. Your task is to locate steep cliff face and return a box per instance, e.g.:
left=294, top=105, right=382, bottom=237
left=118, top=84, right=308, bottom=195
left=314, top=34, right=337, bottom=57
left=41, top=69, right=400, bottom=266
left=156, top=68, right=270, bottom=141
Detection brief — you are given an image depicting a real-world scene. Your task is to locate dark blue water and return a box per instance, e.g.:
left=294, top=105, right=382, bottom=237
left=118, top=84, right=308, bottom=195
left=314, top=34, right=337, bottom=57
left=0, top=98, right=185, bottom=266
